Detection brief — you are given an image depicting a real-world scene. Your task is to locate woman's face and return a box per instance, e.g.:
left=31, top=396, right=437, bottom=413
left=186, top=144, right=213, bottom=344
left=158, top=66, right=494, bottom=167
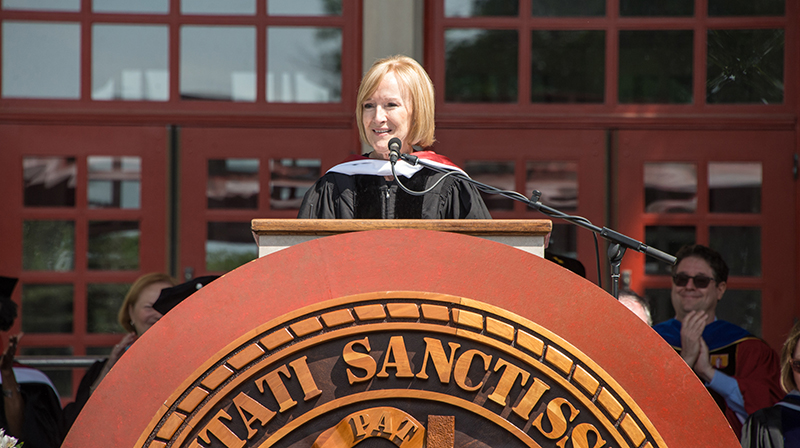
left=361, top=71, right=412, bottom=159
left=793, top=338, right=800, bottom=390
left=128, top=281, right=172, bottom=335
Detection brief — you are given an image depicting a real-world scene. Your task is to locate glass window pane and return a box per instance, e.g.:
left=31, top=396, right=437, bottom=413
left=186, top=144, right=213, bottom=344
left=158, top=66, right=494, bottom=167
left=24, top=157, right=77, bottom=207
left=88, top=156, right=141, bottom=208
left=206, top=222, right=258, bottom=272
left=181, top=0, right=254, bottom=15
left=92, top=0, right=168, bottom=13
left=18, top=346, right=73, bottom=397
left=445, top=0, right=518, bottom=17
left=526, top=161, right=578, bottom=211
left=92, top=25, right=169, bottom=101
left=619, top=30, right=693, bottom=104
left=464, top=161, right=515, bottom=211
left=270, top=158, right=321, bottom=210
left=268, top=0, right=341, bottom=16
left=21, top=284, right=73, bottom=333
left=445, top=29, right=518, bottom=103
left=709, top=0, right=784, bottom=17
left=644, top=163, right=697, bottom=213
left=2, top=0, right=79, bottom=11
left=23, top=221, right=75, bottom=271
left=620, top=0, right=693, bottom=16
left=88, top=221, right=140, bottom=270
left=644, top=288, right=671, bottom=326
left=87, top=283, right=130, bottom=333
left=716, top=289, right=761, bottom=336
left=706, top=29, right=784, bottom=105
left=710, top=226, right=761, bottom=277
left=180, top=26, right=256, bottom=101
left=531, top=30, right=604, bottom=103
left=532, top=0, right=604, bottom=16
left=207, top=159, right=259, bottom=209
left=2, top=21, right=80, bottom=99
left=645, top=226, right=696, bottom=275
left=709, top=162, right=761, bottom=213
left=267, top=27, right=342, bottom=103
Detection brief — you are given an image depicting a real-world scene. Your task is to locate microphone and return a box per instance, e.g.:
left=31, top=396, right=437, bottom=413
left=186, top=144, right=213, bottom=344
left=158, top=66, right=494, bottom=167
left=388, top=138, right=401, bottom=164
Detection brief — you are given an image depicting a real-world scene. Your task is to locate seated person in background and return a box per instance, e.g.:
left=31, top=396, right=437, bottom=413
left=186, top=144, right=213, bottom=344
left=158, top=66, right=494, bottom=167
left=0, top=276, right=62, bottom=448
left=741, top=319, right=800, bottom=448
left=618, top=288, right=653, bottom=326
left=61, top=272, right=178, bottom=437
left=298, top=55, right=490, bottom=219
left=652, top=245, right=782, bottom=439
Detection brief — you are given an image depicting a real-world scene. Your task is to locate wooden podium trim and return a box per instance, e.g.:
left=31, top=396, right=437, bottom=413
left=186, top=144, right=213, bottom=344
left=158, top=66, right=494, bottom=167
left=251, top=219, right=552, bottom=236
left=251, top=219, right=553, bottom=258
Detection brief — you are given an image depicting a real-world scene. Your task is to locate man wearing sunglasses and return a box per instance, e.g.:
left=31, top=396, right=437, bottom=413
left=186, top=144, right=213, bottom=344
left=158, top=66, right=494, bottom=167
left=653, top=244, right=783, bottom=440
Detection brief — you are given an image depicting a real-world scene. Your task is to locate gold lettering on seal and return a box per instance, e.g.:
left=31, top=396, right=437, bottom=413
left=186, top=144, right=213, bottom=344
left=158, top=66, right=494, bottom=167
left=453, top=349, right=492, bottom=392
left=311, top=407, right=424, bottom=448
left=343, top=337, right=377, bottom=385
left=415, top=337, right=461, bottom=384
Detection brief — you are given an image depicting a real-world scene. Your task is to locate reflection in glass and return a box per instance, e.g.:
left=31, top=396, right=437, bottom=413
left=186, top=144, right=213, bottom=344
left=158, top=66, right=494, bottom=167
left=445, top=0, right=518, bottom=17
left=709, top=0, right=784, bottom=17
left=88, top=156, right=141, bottom=209
left=180, top=26, right=256, bottom=101
left=21, top=284, right=73, bottom=333
left=206, top=222, right=258, bottom=272
left=645, top=226, right=696, bottom=275
left=267, top=27, right=342, bottom=103
left=445, top=29, right=518, bottom=103
left=644, top=163, right=697, bottom=213
left=2, top=21, right=80, bottom=99
left=707, top=29, right=784, bottom=104
left=92, top=0, right=168, bottom=13
left=619, top=30, right=693, bottom=104
left=207, top=159, right=259, bottom=209
left=23, top=157, right=77, bottom=207
left=23, top=221, right=75, bottom=271
left=464, top=161, right=514, bottom=211
left=643, top=288, right=671, bottom=326
left=531, top=30, right=604, bottom=103
left=2, top=0, right=79, bottom=11
left=268, top=0, right=341, bottom=15
left=87, top=283, right=130, bottom=333
left=181, top=0, right=254, bottom=15
left=270, top=159, right=321, bottom=210
left=620, top=0, right=693, bottom=16
left=717, top=289, right=761, bottom=336
left=88, top=221, right=140, bottom=270
left=525, top=161, right=578, bottom=211
left=19, top=346, right=73, bottom=397
left=711, top=226, right=761, bottom=277
left=532, top=0, right=604, bottom=16
left=92, top=25, right=169, bottom=101
left=709, top=162, right=761, bottom=213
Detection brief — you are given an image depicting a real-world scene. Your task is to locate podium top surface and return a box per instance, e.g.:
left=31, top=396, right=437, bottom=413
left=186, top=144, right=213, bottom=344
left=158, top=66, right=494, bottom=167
left=251, top=219, right=552, bottom=236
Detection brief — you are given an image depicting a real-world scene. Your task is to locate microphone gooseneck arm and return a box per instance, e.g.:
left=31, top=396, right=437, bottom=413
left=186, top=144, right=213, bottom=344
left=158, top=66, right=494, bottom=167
left=392, top=152, right=676, bottom=297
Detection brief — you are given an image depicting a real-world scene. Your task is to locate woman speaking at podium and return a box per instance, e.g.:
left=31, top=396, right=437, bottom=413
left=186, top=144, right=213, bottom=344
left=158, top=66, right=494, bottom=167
left=297, top=55, right=490, bottom=219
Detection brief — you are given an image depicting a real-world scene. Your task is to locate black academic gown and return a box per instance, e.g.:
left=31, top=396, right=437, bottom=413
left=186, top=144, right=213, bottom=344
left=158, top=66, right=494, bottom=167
left=298, top=167, right=491, bottom=219
left=0, top=368, right=63, bottom=448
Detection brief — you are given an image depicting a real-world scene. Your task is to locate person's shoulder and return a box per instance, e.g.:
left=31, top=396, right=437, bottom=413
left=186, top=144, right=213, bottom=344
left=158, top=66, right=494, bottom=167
left=653, top=319, right=681, bottom=347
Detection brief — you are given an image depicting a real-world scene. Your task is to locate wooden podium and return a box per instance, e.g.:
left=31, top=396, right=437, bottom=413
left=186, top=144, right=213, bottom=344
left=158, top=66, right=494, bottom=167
left=63, top=220, right=738, bottom=448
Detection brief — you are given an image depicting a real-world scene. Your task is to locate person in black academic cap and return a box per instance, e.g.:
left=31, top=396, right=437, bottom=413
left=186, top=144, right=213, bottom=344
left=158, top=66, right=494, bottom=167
left=61, top=272, right=178, bottom=437
left=0, top=276, right=63, bottom=448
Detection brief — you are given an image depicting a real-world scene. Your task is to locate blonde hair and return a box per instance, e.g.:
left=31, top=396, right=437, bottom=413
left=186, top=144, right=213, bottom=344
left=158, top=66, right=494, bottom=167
left=780, top=320, right=800, bottom=392
left=117, top=272, right=178, bottom=334
left=356, top=55, right=436, bottom=148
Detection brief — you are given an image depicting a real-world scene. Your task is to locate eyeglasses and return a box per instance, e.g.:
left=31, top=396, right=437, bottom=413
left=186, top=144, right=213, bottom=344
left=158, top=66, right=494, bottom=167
left=672, top=273, right=715, bottom=289
left=792, top=360, right=800, bottom=374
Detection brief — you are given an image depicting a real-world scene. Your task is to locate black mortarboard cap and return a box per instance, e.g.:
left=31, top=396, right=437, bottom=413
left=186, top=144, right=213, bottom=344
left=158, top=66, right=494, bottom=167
left=153, top=275, right=220, bottom=315
left=0, top=276, right=19, bottom=331
left=544, top=250, right=586, bottom=278
left=0, top=277, right=17, bottom=301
